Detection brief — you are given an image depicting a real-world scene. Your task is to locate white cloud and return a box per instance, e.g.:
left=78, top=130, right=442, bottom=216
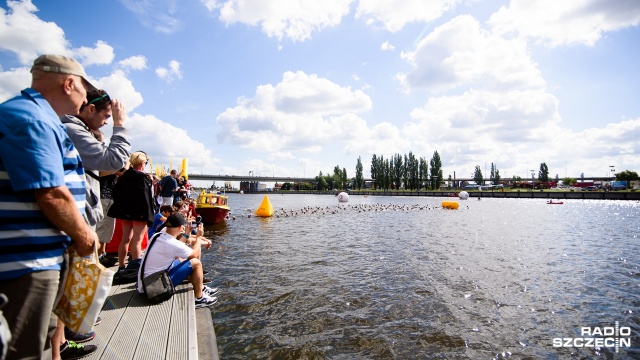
left=397, top=15, right=545, bottom=93
left=125, top=113, right=222, bottom=174
left=0, top=0, right=69, bottom=64
left=344, top=121, right=409, bottom=157
left=489, top=0, right=640, bottom=47
left=94, top=69, right=144, bottom=112
left=356, top=0, right=460, bottom=32
left=155, top=60, right=183, bottom=82
left=119, top=0, right=184, bottom=34
left=208, top=0, right=352, bottom=41
left=380, top=41, right=395, bottom=51
left=118, top=55, right=148, bottom=71
left=217, top=71, right=372, bottom=153
left=200, top=0, right=220, bottom=12
left=74, top=40, right=115, bottom=67
left=0, top=66, right=30, bottom=103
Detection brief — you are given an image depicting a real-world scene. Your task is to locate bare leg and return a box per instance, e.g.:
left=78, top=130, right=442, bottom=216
left=118, top=220, right=133, bottom=267
left=51, top=318, right=65, bottom=360
left=189, top=258, right=204, bottom=298
left=98, top=242, right=107, bottom=256
left=129, top=221, right=147, bottom=260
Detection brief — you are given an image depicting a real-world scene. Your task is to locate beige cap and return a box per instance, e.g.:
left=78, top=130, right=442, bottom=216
left=31, top=54, right=96, bottom=90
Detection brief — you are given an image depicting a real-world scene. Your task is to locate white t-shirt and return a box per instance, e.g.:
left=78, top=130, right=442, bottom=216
left=137, top=231, right=192, bottom=293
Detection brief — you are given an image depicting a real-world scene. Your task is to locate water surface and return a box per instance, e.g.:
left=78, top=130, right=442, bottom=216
left=201, top=194, right=639, bottom=359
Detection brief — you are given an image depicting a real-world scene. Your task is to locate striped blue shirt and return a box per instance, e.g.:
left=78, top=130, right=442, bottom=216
left=0, top=88, right=86, bottom=280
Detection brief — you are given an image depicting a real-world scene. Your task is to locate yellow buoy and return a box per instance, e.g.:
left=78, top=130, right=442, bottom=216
left=254, top=195, right=274, bottom=217
left=442, top=201, right=459, bottom=210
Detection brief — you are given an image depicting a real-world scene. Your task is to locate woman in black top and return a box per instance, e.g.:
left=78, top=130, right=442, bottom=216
left=107, top=151, right=154, bottom=270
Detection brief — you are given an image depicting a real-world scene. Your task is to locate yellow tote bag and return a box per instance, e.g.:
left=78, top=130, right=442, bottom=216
left=54, top=244, right=114, bottom=333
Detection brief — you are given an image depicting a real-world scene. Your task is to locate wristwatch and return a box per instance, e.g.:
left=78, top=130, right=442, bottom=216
left=179, top=233, right=189, bottom=241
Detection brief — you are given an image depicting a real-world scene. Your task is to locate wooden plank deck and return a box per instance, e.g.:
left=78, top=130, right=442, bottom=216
left=82, top=281, right=199, bottom=360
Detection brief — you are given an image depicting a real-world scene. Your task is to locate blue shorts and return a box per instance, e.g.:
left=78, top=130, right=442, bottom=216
left=167, top=259, right=193, bottom=287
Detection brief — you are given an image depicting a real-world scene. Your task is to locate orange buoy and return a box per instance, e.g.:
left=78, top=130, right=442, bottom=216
left=442, top=201, right=459, bottom=210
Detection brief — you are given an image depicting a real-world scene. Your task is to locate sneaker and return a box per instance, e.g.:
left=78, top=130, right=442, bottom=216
left=64, top=327, right=96, bottom=343
left=203, top=277, right=213, bottom=284
left=94, top=317, right=102, bottom=326
left=203, top=285, right=219, bottom=296
left=195, top=294, right=218, bottom=308
left=125, top=258, right=141, bottom=270
left=60, top=340, right=97, bottom=360
left=203, top=269, right=209, bottom=275
left=99, top=254, right=118, bottom=267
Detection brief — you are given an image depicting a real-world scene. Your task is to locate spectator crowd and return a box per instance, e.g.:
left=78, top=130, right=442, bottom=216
left=0, top=54, right=216, bottom=360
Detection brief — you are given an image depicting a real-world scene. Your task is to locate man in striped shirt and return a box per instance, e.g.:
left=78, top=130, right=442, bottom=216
left=0, top=55, right=97, bottom=359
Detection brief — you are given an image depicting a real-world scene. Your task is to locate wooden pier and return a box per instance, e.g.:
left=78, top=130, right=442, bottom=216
left=82, top=280, right=218, bottom=359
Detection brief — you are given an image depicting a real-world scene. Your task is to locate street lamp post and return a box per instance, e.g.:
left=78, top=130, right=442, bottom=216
left=530, top=170, right=535, bottom=191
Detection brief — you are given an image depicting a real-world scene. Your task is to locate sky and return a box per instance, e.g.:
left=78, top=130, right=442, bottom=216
left=1, top=0, right=639, bottom=186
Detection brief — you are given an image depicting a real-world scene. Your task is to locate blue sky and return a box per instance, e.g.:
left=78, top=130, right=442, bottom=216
left=1, top=0, right=639, bottom=185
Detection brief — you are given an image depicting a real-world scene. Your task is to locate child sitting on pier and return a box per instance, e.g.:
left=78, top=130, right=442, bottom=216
left=137, top=213, right=218, bottom=308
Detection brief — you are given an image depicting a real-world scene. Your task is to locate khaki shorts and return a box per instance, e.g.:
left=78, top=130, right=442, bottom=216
left=96, top=198, right=115, bottom=244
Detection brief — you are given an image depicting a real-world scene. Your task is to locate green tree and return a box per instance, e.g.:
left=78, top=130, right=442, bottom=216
left=429, top=151, right=443, bottom=189
left=490, top=163, right=501, bottom=185
left=402, top=154, right=409, bottom=190
left=419, top=157, right=428, bottom=189
left=407, top=152, right=418, bottom=190
left=281, top=182, right=292, bottom=190
left=615, top=170, right=639, bottom=182
left=384, top=158, right=391, bottom=190
left=561, top=177, right=575, bottom=187
left=370, top=154, right=378, bottom=190
left=315, top=171, right=328, bottom=190
left=473, top=165, right=483, bottom=185
left=333, top=165, right=341, bottom=189
left=324, top=173, right=335, bottom=190
left=538, top=162, right=549, bottom=182
left=341, top=168, right=348, bottom=189
left=355, top=156, right=364, bottom=190
left=393, top=153, right=403, bottom=190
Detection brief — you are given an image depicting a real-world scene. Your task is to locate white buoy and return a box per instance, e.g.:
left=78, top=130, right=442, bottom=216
left=337, top=192, right=349, bottom=202
left=459, top=191, right=469, bottom=200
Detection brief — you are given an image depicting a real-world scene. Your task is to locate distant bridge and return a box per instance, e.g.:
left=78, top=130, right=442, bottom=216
left=187, top=174, right=615, bottom=183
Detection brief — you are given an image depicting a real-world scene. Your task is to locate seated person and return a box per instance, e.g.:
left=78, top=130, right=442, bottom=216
left=148, top=205, right=174, bottom=237
left=137, top=213, right=218, bottom=308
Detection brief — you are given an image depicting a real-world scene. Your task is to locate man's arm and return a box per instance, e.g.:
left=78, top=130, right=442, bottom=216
left=34, top=186, right=95, bottom=256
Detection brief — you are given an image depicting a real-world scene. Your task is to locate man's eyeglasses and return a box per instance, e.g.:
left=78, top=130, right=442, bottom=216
left=88, top=93, right=111, bottom=105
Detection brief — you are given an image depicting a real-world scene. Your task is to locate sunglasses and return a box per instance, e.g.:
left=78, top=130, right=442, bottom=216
left=88, top=93, right=111, bottom=105
left=133, top=151, right=149, bottom=165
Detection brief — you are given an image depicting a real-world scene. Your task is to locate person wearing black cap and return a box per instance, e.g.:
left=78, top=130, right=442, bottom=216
left=136, top=213, right=218, bottom=308
left=0, top=54, right=98, bottom=359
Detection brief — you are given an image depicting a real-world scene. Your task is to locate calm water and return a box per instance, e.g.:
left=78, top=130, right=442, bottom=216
left=200, top=194, right=640, bottom=359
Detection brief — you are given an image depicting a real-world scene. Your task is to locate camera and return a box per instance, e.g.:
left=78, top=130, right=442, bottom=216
left=190, top=215, right=203, bottom=228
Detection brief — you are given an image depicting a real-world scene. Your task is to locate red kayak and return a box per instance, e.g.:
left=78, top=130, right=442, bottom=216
left=547, top=201, right=563, bottom=205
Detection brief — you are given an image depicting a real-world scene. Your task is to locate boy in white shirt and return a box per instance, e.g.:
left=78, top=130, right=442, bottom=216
left=137, top=213, right=218, bottom=307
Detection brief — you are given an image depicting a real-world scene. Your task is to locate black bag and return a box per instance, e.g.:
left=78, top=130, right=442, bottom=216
left=140, top=233, right=175, bottom=303
left=142, top=270, right=175, bottom=303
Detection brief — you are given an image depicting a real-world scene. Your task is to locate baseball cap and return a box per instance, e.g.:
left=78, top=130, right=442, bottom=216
left=31, top=54, right=97, bottom=91
left=165, top=213, right=188, bottom=228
